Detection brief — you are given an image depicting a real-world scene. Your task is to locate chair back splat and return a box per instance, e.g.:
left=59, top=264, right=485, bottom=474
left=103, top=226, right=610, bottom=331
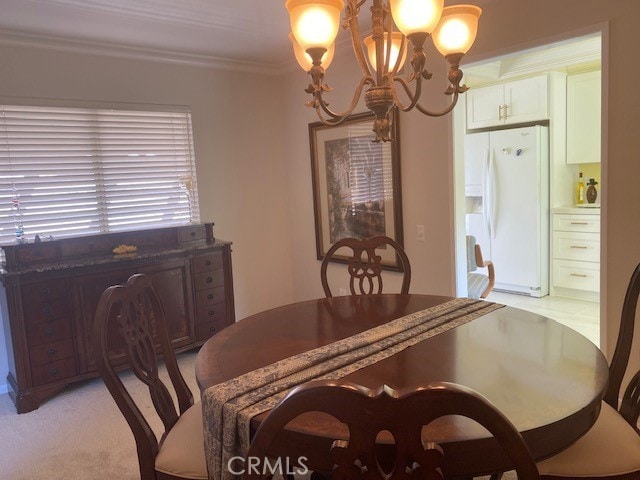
left=244, top=380, right=539, bottom=480
left=92, top=273, right=196, bottom=480
left=320, top=235, right=411, bottom=297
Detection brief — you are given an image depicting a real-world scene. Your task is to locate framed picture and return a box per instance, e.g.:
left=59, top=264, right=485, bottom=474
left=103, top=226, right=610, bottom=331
left=309, top=111, right=404, bottom=271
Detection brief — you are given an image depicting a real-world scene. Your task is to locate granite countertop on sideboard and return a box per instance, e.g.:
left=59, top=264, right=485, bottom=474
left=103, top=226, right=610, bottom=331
left=0, top=239, right=230, bottom=277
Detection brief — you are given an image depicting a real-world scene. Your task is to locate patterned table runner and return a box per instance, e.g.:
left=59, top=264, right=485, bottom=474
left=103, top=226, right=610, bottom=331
left=202, top=297, right=503, bottom=480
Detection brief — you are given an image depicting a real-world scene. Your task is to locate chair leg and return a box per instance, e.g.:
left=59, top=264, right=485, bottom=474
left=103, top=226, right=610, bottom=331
left=489, top=473, right=503, bottom=480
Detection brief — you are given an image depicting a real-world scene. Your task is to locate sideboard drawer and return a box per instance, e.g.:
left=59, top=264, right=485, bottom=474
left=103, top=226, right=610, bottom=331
left=23, top=298, right=71, bottom=325
left=29, top=339, right=75, bottom=367
left=194, top=270, right=224, bottom=291
left=31, top=357, right=77, bottom=387
left=25, top=318, right=73, bottom=346
left=196, top=302, right=227, bottom=326
left=178, top=225, right=206, bottom=244
left=192, top=252, right=223, bottom=274
left=196, top=316, right=229, bottom=341
left=21, top=281, right=67, bottom=303
left=195, top=286, right=226, bottom=307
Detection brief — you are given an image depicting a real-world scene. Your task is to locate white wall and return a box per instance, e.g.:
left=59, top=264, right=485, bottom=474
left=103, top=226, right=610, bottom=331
left=282, top=44, right=459, bottom=301
left=0, top=44, right=295, bottom=394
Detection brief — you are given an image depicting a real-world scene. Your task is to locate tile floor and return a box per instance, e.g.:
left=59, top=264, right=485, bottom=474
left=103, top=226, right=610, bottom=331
left=486, top=290, right=601, bottom=347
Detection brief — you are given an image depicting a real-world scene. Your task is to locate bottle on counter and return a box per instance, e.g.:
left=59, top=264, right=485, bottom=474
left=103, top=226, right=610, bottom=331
left=587, top=178, right=598, bottom=204
left=576, top=172, right=585, bottom=204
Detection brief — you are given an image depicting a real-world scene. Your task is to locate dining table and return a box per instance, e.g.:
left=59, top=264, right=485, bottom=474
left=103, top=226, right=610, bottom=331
left=195, top=293, right=609, bottom=478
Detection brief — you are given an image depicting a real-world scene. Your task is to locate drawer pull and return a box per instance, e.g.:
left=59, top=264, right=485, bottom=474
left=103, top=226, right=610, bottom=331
left=209, top=326, right=216, bottom=335
left=570, top=222, right=588, bottom=225
left=205, top=276, right=213, bottom=284
left=208, top=310, right=216, bottom=317
left=207, top=293, right=214, bottom=300
left=41, top=287, right=50, bottom=296
left=570, top=246, right=588, bottom=249
left=191, top=231, right=196, bottom=237
left=570, top=273, right=589, bottom=278
left=45, top=328, right=55, bottom=337
left=205, top=260, right=212, bottom=267
left=50, top=368, right=59, bottom=376
left=42, top=305, right=53, bottom=315
left=47, top=348, right=57, bottom=356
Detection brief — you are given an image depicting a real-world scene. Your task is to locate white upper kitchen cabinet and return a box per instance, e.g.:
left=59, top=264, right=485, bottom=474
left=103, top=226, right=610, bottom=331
left=566, top=70, right=601, bottom=164
left=466, top=75, right=548, bottom=130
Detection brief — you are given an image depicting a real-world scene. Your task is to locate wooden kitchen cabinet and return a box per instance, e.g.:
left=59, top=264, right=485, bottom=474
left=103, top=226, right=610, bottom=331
left=566, top=70, right=601, bottom=164
left=466, top=75, right=548, bottom=129
left=0, top=223, right=234, bottom=413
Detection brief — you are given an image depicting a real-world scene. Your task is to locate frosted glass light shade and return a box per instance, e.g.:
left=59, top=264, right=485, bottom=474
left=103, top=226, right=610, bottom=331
left=432, top=5, right=482, bottom=56
left=364, top=32, right=408, bottom=72
left=289, top=32, right=335, bottom=71
left=285, top=0, right=344, bottom=50
left=389, top=0, right=444, bottom=36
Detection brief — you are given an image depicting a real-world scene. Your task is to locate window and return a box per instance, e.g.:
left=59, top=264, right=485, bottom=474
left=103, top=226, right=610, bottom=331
left=0, top=104, right=199, bottom=245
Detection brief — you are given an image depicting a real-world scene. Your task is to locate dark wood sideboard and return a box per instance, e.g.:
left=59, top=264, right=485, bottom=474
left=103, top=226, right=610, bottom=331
left=0, top=223, right=235, bottom=413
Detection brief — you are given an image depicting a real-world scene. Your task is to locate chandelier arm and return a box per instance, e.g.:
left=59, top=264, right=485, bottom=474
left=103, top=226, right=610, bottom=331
left=414, top=91, right=461, bottom=117
left=314, top=75, right=375, bottom=121
left=391, top=75, right=424, bottom=112
left=383, top=3, right=392, bottom=76
left=346, top=0, right=373, bottom=79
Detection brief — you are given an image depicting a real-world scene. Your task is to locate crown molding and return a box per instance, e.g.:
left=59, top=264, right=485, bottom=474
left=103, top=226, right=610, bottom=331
left=0, top=29, right=283, bottom=75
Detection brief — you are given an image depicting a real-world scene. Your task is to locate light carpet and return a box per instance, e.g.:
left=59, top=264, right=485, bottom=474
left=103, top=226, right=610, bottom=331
left=0, top=350, right=199, bottom=480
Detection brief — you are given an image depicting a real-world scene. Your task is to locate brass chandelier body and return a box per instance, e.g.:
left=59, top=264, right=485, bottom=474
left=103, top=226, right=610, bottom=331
left=287, top=0, right=482, bottom=142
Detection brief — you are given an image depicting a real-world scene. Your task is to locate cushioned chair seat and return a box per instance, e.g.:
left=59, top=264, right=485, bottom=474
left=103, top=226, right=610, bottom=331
left=468, top=272, right=490, bottom=299
left=155, top=402, right=208, bottom=479
left=537, top=402, right=640, bottom=477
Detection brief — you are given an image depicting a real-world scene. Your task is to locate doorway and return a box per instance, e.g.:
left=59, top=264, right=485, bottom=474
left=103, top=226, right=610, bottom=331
left=453, top=32, right=603, bottom=346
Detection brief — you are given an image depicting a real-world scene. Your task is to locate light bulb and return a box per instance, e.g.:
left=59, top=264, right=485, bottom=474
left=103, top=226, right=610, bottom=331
left=432, top=5, right=482, bottom=56
left=285, top=0, right=344, bottom=50
left=389, top=0, right=444, bottom=36
left=364, top=32, right=407, bottom=73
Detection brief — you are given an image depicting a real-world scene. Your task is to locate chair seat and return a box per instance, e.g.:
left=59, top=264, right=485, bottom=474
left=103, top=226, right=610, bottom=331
left=155, top=402, right=208, bottom=480
left=537, top=401, right=640, bottom=478
left=467, top=273, right=489, bottom=299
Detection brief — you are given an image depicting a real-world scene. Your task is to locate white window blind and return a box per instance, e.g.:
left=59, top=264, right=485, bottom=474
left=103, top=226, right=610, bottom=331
left=0, top=105, right=200, bottom=245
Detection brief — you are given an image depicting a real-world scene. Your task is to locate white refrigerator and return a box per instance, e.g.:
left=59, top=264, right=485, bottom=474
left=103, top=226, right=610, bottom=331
left=464, top=125, right=549, bottom=297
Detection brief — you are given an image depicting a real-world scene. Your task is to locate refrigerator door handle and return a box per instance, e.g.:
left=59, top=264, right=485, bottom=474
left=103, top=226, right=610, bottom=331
left=483, top=148, right=491, bottom=237
left=487, top=149, right=497, bottom=238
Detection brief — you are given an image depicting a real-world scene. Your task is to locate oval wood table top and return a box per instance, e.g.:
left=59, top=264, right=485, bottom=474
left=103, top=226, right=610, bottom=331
left=195, top=294, right=609, bottom=477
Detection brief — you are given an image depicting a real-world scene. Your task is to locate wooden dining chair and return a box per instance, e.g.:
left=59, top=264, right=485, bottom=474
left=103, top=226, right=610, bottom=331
left=537, top=262, right=640, bottom=480
left=243, top=380, right=540, bottom=480
left=320, top=235, right=411, bottom=297
left=92, top=273, right=207, bottom=480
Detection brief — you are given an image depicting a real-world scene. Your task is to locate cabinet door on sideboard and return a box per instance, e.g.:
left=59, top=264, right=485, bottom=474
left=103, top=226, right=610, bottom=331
left=72, top=260, right=195, bottom=374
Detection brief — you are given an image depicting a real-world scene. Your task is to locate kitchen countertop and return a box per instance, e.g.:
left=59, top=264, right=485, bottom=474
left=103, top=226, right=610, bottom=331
left=553, top=205, right=601, bottom=214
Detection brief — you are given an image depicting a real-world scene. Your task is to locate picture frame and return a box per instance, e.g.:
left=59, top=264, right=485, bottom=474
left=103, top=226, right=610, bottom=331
left=309, top=110, right=404, bottom=271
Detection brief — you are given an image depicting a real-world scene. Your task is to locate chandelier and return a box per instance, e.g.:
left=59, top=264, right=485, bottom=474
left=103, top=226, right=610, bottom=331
left=285, top=0, right=482, bottom=142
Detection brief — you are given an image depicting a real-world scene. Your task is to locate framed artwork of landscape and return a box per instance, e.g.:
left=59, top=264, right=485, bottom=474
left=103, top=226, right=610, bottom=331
left=309, top=111, right=403, bottom=270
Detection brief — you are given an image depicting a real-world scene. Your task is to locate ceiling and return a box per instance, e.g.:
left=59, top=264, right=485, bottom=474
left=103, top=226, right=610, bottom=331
left=0, top=0, right=495, bottom=73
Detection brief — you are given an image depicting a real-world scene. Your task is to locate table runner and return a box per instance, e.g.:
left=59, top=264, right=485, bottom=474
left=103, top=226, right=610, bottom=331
left=202, top=297, right=503, bottom=480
